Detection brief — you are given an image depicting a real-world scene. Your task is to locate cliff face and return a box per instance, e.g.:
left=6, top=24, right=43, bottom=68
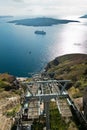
left=45, top=53, right=87, bottom=97
left=0, top=97, right=20, bottom=130
left=83, top=87, right=87, bottom=120
left=0, top=73, right=19, bottom=92
left=0, top=73, right=21, bottom=130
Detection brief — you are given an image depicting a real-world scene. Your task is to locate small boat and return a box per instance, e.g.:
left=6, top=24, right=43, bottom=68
left=29, top=51, right=31, bottom=54
left=35, top=30, right=46, bottom=35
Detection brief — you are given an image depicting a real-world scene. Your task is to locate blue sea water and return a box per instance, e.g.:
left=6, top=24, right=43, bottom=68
left=0, top=16, right=87, bottom=77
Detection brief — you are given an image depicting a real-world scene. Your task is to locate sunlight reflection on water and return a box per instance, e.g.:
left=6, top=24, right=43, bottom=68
left=49, top=21, right=87, bottom=59
left=0, top=17, right=87, bottom=76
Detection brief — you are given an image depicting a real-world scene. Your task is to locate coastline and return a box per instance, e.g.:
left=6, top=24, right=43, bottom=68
left=16, top=77, right=28, bottom=82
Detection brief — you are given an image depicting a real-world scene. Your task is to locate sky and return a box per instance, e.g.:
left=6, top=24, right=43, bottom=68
left=0, top=0, right=87, bottom=17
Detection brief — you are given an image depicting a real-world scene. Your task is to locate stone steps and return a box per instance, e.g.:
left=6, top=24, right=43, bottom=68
left=57, top=98, right=72, bottom=117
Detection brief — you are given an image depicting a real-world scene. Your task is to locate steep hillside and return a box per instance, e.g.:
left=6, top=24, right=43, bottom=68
left=45, top=53, right=87, bottom=98
left=0, top=73, right=21, bottom=130
left=0, top=73, right=19, bottom=94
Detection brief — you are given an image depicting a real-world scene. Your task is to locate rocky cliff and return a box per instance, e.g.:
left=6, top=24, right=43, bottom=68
left=0, top=73, right=21, bottom=130
left=45, top=53, right=87, bottom=98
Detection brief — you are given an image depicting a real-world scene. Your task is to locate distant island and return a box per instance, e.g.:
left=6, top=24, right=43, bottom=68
left=9, top=17, right=79, bottom=27
left=35, top=30, right=46, bottom=35
left=0, top=16, right=13, bottom=18
left=80, top=14, right=87, bottom=18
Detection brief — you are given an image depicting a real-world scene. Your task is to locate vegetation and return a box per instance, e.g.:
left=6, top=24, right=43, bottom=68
left=32, top=122, right=44, bottom=130
left=0, top=73, right=22, bottom=99
left=0, top=73, right=16, bottom=90
left=6, top=104, right=20, bottom=117
left=32, top=102, right=78, bottom=130
left=50, top=102, right=68, bottom=130
left=0, top=73, right=22, bottom=130
left=50, top=102, right=78, bottom=130
left=45, top=54, right=87, bottom=98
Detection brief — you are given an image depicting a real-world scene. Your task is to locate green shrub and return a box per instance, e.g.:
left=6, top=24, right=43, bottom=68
left=50, top=108, right=68, bottom=130
left=72, top=93, right=83, bottom=98
left=6, top=109, right=16, bottom=117
left=75, top=81, right=82, bottom=88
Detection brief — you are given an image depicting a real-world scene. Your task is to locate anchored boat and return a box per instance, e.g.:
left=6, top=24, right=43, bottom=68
left=35, top=30, right=46, bottom=35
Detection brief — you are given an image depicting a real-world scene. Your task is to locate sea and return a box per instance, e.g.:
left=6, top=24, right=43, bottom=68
left=0, top=15, right=87, bottom=77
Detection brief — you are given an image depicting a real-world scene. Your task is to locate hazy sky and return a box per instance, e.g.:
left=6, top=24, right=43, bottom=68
left=0, top=0, right=87, bottom=17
